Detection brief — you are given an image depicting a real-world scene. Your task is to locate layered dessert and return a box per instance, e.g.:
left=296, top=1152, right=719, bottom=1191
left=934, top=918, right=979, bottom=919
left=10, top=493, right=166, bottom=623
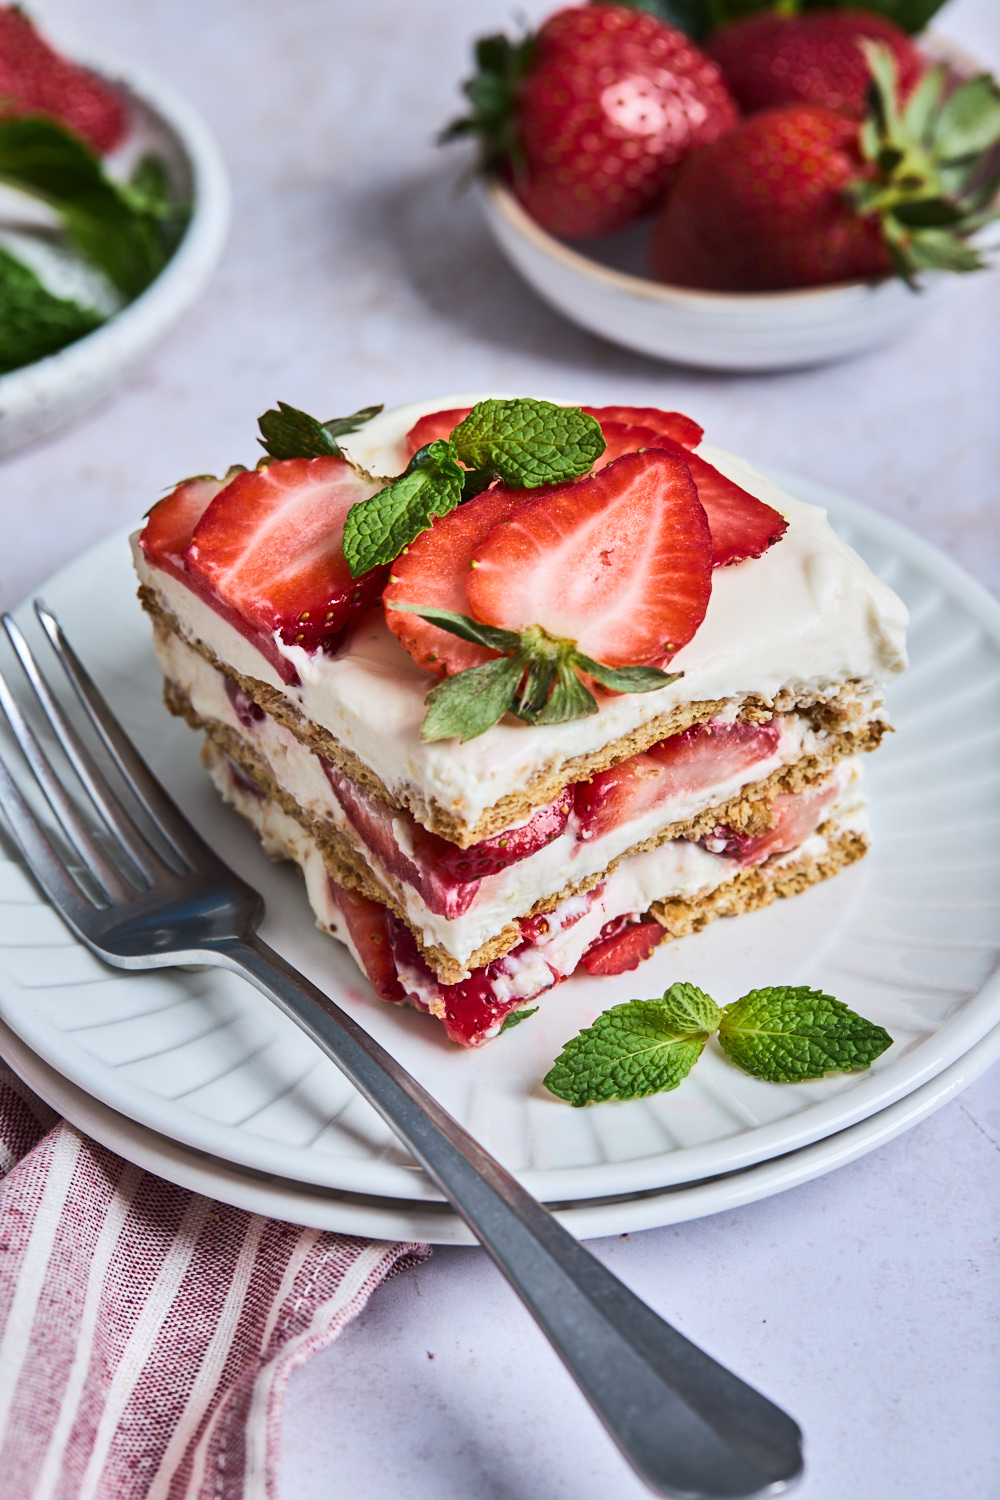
left=134, top=396, right=907, bottom=1045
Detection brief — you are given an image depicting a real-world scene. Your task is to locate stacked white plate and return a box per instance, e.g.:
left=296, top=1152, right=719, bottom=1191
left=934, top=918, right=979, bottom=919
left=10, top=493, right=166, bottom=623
left=2, top=472, right=999, bottom=1243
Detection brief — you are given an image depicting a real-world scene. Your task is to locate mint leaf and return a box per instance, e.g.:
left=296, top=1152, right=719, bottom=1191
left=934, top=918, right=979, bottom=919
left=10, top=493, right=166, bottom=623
left=0, top=244, right=102, bottom=373
left=500, top=1006, right=538, bottom=1033
left=544, top=984, right=720, bottom=1107
left=718, top=986, right=892, bottom=1082
left=450, top=399, right=605, bottom=488
left=0, top=117, right=186, bottom=299
left=343, top=440, right=465, bottom=574
left=422, top=654, right=525, bottom=742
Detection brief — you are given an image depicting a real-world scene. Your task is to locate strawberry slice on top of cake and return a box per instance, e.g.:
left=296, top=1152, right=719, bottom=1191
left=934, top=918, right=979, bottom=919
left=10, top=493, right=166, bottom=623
left=134, top=395, right=907, bottom=1046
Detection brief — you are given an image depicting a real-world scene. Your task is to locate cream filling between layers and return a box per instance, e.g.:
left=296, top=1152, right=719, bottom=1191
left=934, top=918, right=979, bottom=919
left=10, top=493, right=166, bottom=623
left=131, top=403, right=907, bottom=830
left=208, top=751, right=868, bottom=999
left=158, top=627, right=852, bottom=968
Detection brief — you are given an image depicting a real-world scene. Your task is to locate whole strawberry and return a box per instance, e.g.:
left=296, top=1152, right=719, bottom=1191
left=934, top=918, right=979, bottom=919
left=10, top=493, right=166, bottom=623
left=706, top=8, right=925, bottom=119
left=443, top=5, right=737, bottom=239
left=650, top=46, right=1000, bottom=292
left=0, top=5, right=126, bottom=152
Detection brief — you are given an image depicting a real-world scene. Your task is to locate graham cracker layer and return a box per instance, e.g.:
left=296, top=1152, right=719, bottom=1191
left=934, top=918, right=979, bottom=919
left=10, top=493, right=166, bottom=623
left=143, top=584, right=888, bottom=846
left=194, top=698, right=862, bottom=984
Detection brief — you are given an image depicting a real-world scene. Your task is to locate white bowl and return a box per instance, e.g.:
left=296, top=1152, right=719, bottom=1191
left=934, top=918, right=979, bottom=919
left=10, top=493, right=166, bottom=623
left=479, top=174, right=958, bottom=372
left=0, top=49, right=230, bottom=457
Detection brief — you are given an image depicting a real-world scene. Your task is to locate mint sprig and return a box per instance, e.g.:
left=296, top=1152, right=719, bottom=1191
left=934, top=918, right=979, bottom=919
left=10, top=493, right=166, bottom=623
left=544, top=985, right=720, bottom=1106
left=544, top=983, right=892, bottom=1105
left=342, top=399, right=605, bottom=577
left=391, top=605, right=679, bottom=741
left=257, top=401, right=384, bottom=460
left=500, top=1005, right=538, bottom=1034
left=0, top=117, right=187, bottom=300
left=717, top=986, right=893, bottom=1082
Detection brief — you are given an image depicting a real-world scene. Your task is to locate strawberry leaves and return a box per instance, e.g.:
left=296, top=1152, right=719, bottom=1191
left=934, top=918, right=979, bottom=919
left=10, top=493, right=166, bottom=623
left=544, top=983, right=892, bottom=1106
left=850, top=44, right=1000, bottom=283
left=257, top=401, right=383, bottom=461
left=393, top=605, right=680, bottom=741
left=342, top=399, right=606, bottom=577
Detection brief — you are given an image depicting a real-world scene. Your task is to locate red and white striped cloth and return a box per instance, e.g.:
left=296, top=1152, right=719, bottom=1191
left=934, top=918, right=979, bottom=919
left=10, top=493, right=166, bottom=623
left=0, top=1057, right=429, bottom=1499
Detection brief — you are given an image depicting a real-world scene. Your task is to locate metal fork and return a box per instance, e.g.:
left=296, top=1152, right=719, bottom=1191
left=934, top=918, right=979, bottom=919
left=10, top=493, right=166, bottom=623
left=0, top=600, right=803, bottom=1500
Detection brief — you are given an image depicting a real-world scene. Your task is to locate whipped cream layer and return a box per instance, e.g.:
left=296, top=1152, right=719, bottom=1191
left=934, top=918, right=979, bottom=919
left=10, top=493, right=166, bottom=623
left=158, top=627, right=849, bottom=967
left=134, top=394, right=908, bottom=828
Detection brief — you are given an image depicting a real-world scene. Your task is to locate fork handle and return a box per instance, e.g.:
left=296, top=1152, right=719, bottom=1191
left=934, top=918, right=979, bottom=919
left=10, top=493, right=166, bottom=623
left=222, top=933, right=802, bottom=1500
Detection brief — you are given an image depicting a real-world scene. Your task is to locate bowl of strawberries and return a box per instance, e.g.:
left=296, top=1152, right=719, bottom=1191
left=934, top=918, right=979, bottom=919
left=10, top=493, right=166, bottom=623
left=446, top=0, right=1000, bottom=371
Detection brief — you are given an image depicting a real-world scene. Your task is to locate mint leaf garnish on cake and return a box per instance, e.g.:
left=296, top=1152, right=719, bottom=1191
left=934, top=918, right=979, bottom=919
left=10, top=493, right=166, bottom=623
left=545, top=983, right=892, bottom=1104
left=544, top=984, right=721, bottom=1106
left=342, top=398, right=605, bottom=575
left=257, top=401, right=383, bottom=461
left=716, top=986, right=893, bottom=1082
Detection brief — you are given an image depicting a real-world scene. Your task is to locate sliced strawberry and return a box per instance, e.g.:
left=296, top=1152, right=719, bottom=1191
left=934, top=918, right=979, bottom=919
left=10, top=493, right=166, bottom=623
left=404, top=407, right=474, bottom=458
left=655, top=439, right=787, bottom=567
left=384, top=482, right=532, bottom=676
left=431, top=792, right=572, bottom=880
left=581, top=919, right=665, bottom=976
left=582, top=405, right=703, bottom=450
left=324, top=762, right=570, bottom=913
left=708, top=779, right=839, bottom=866
left=467, top=450, right=712, bottom=668
left=576, top=719, right=782, bottom=842
left=0, top=7, right=128, bottom=152
left=591, top=422, right=666, bottom=471
left=329, top=879, right=404, bottom=1003
left=388, top=919, right=558, bottom=1047
left=138, top=476, right=232, bottom=584
left=183, top=456, right=384, bottom=664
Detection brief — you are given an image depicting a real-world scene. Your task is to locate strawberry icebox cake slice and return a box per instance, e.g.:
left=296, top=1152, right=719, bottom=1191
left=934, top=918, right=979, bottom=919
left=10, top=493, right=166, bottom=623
left=133, top=395, right=907, bottom=1046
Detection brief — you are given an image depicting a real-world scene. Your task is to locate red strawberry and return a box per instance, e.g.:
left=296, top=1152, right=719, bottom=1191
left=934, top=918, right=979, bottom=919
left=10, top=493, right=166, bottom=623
left=707, top=9, right=924, bottom=120
left=576, top=719, right=782, bottom=842
left=384, top=483, right=531, bottom=677
left=708, top=779, right=839, bottom=866
left=446, top=5, right=737, bottom=239
left=647, top=437, right=787, bottom=567
left=581, top=405, right=702, bottom=448
left=405, top=407, right=473, bottom=457
left=139, top=475, right=232, bottom=584
left=467, top=450, right=711, bottom=667
left=649, top=105, right=891, bottom=290
left=592, top=421, right=667, bottom=469
left=329, top=880, right=404, bottom=1003
left=581, top=918, right=665, bottom=975
left=0, top=6, right=127, bottom=152
left=183, top=457, right=385, bottom=668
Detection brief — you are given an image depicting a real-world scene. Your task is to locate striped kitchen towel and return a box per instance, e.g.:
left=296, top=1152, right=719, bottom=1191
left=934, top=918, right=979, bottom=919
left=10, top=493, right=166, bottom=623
left=0, top=1057, right=429, bottom=1499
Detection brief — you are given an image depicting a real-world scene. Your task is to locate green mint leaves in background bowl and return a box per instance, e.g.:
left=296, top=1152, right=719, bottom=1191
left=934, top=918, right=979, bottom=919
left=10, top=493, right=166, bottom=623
left=0, top=45, right=228, bottom=457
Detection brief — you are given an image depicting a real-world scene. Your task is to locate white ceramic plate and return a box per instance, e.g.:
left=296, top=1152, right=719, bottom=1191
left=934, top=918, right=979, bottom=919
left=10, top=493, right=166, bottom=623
left=0, top=48, right=229, bottom=457
left=3, top=1011, right=997, bottom=1245
left=1, top=474, right=1000, bottom=1207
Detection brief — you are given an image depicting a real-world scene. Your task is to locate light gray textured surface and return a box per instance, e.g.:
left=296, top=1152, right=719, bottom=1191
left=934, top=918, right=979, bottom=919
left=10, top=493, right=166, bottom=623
left=4, top=2, right=1000, bottom=1497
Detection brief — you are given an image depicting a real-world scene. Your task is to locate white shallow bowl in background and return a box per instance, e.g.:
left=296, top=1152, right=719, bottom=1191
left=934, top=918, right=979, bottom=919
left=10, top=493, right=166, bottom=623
left=479, top=174, right=959, bottom=373
left=0, top=49, right=230, bottom=458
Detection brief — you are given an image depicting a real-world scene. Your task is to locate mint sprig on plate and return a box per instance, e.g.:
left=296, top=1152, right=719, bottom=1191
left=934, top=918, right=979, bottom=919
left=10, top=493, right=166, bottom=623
left=342, top=398, right=605, bottom=575
left=544, top=983, right=892, bottom=1106
left=390, top=605, right=679, bottom=741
